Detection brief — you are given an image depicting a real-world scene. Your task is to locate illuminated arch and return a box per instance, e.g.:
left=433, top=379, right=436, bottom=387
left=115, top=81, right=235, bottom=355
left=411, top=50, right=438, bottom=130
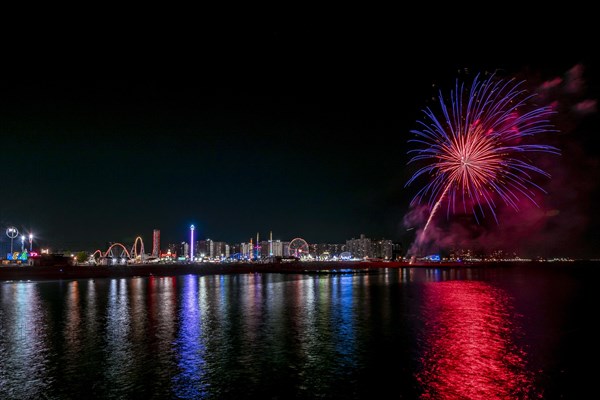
left=131, top=236, right=145, bottom=260
left=90, top=249, right=103, bottom=264
left=104, top=243, right=131, bottom=258
left=91, top=249, right=103, bottom=258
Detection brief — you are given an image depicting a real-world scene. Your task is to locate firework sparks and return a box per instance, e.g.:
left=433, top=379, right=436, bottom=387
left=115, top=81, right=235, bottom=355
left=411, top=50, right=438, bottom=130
left=406, top=73, right=560, bottom=243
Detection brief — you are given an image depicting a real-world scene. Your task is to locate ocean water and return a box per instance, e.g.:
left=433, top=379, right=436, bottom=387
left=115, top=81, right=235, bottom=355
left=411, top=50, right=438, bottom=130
left=0, top=263, right=596, bottom=399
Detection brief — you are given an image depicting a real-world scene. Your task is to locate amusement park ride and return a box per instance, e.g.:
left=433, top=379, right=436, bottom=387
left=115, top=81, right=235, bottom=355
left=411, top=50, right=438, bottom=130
left=89, top=233, right=313, bottom=265
left=288, top=238, right=309, bottom=258
left=90, top=236, right=148, bottom=265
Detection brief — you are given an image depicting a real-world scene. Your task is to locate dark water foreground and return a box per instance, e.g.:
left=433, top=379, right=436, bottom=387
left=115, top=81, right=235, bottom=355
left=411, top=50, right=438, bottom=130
left=0, top=262, right=596, bottom=399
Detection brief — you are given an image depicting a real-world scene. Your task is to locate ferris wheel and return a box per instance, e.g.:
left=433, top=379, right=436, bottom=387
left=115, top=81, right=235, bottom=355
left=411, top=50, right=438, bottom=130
left=288, top=238, right=309, bottom=259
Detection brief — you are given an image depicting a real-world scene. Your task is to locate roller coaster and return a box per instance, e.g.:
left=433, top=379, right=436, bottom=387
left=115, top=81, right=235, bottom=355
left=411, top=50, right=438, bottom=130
left=90, top=236, right=149, bottom=265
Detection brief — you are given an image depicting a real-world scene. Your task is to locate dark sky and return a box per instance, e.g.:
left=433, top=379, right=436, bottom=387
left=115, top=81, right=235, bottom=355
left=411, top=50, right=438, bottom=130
left=1, top=30, right=598, bottom=257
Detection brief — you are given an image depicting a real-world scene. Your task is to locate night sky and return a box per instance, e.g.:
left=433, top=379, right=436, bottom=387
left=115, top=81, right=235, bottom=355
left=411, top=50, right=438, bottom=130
left=1, top=31, right=598, bottom=257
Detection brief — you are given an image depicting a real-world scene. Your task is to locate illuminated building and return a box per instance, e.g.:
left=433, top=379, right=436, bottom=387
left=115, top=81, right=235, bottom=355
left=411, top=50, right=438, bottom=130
left=196, top=239, right=229, bottom=259
left=211, top=242, right=229, bottom=259
left=346, top=234, right=372, bottom=259
left=259, top=241, right=269, bottom=258
left=259, top=239, right=283, bottom=258
left=240, top=242, right=253, bottom=259
left=179, top=242, right=189, bottom=259
left=282, top=242, right=290, bottom=256
left=197, top=240, right=211, bottom=259
left=152, top=229, right=160, bottom=258
left=372, top=239, right=393, bottom=260
left=271, top=240, right=283, bottom=257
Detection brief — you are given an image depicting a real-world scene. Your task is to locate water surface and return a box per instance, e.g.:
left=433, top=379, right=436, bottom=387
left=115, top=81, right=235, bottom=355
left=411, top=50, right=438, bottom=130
left=0, top=264, right=595, bottom=398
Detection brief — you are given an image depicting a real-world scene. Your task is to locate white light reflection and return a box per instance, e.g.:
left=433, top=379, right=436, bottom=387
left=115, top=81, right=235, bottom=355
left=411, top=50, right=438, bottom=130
left=0, top=283, right=50, bottom=398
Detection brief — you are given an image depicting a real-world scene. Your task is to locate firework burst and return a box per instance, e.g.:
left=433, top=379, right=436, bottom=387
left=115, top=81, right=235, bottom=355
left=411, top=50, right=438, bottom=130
left=406, top=73, right=560, bottom=237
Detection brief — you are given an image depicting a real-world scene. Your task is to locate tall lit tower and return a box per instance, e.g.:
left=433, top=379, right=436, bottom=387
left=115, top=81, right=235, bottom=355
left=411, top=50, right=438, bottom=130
left=190, top=225, right=195, bottom=261
left=269, top=230, right=273, bottom=257
left=152, top=229, right=160, bottom=258
left=256, top=232, right=260, bottom=260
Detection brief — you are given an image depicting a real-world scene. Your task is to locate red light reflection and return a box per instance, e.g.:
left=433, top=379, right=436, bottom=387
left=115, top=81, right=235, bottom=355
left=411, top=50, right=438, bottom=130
left=416, top=281, right=538, bottom=399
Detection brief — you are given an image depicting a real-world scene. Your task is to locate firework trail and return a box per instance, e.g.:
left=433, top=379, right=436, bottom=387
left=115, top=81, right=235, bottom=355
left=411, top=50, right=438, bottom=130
left=406, top=73, right=560, bottom=248
left=421, top=183, right=451, bottom=235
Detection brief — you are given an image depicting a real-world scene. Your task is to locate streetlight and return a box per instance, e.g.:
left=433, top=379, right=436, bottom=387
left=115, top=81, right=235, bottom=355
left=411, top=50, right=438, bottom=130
left=29, top=234, right=33, bottom=252
left=6, top=227, right=18, bottom=254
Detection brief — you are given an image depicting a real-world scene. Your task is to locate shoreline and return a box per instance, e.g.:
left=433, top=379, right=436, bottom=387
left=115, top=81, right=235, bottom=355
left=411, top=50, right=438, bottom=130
left=0, top=260, right=545, bottom=281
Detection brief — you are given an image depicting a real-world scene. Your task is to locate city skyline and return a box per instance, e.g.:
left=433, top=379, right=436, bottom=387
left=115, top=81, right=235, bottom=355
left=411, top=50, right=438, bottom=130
left=1, top=223, right=578, bottom=262
left=1, top=34, right=598, bottom=258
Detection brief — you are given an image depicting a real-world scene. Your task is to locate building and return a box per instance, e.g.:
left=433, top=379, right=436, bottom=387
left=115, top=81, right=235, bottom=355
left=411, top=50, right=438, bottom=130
left=216, top=242, right=227, bottom=259
left=259, top=241, right=270, bottom=258
left=197, top=239, right=212, bottom=259
left=372, top=239, right=393, bottom=260
left=152, top=229, right=160, bottom=258
left=194, top=239, right=230, bottom=260
left=346, top=234, right=372, bottom=259
left=229, top=243, right=241, bottom=258
left=392, top=242, right=403, bottom=260
left=282, top=242, right=290, bottom=257
left=240, top=242, right=253, bottom=259
left=179, top=242, right=189, bottom=260
left=255, top=239, right=283, bottom=257
left=271, top=240, right=284, bottom=257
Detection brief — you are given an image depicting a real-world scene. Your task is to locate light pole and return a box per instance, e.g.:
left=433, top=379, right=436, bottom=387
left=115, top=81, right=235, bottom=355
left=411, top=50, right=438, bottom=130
left=6, top=227, right=18, bottom=255
left=21, top=235, right=25, bottom=252
left=29, top=234, right=33, bottom=252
